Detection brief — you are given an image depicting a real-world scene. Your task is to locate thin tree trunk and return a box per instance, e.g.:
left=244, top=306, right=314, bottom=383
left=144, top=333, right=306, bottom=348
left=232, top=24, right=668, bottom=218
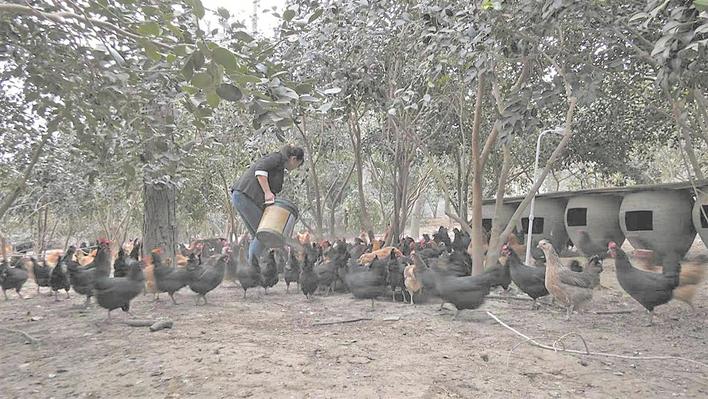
left=485, top=144, right=512, bottom=268
left=469, top=75, right=486, bottom=275
left=349, top=111, right=375, bottom=242
left=409, top=193, right=424, bottom=239
left=673, top=99, right=704, bottom=180
left=295, top=118, right=324, bottom=236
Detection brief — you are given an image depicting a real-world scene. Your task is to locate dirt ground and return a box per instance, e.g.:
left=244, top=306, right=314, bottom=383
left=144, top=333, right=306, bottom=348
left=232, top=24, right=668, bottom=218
left=1, top=252, right=706, bottom=399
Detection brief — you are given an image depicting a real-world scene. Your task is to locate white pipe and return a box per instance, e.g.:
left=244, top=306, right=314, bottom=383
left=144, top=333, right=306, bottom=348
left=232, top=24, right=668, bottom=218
left=524, top=128, right=564, bottom=265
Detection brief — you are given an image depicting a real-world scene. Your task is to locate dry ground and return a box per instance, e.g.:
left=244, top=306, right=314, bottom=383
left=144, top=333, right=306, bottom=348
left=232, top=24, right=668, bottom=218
left=1, top=253, right=706, bottom=399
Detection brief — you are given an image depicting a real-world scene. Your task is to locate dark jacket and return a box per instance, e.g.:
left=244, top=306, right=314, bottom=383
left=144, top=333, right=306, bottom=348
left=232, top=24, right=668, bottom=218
left=232, top=152, right=287, bottom=208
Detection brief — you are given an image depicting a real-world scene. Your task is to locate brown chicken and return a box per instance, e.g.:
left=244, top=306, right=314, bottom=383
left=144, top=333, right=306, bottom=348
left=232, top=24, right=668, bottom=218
left=538, top=239, right=595, bottom=320
left=404, top=254, right=424, bottom=305
left=358, top=246, right=403, bottom=265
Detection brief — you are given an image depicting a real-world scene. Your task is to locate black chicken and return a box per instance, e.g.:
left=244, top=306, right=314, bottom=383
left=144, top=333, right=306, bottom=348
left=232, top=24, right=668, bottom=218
left=50, top=249, right=73, bottom=301
left=129, top=239, right=141, bottom=260
left=1, top=258, right=28, bottom=300
left=188, top=253, right=227, bottom=305
left=344, top=257, right=388, bottom=309
left=433, top=254, right=494, bottom=320
left=31, top=257, right=52, bottom=295
left=112, top=247, right=128, bottom=277
left=223, top=242, right=239, bottom=284
left=152, top=250, right=192, bottom=305
left=86, top=240, right=113, bottom=279
left=386, top=251, right=406, bottom=302
left=608, top=242, right=681, bottom=325
left=314, top=251, right=344, bottom=295
left=299, top=253, right=318, bottom=299
left=433, top=226, right=452, bottom=249
left=94, top=258, right=145, bottom=321
left=503, top=244, right=548, bottom=308
left=237, top=252, right=263, bottom=299
left=451, top=228, right=471, bottom=252
left=261, top=250, right=279, bottom=294
left=68, top=263, right=95, bottom=307
left=483, top=260, right=511, bottom=291
left=283, top=249, right=300, bottom=293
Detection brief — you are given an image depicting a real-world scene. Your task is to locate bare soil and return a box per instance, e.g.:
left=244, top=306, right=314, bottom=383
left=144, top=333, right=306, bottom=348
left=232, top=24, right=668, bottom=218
left=1, top=255, right=706, bottom=399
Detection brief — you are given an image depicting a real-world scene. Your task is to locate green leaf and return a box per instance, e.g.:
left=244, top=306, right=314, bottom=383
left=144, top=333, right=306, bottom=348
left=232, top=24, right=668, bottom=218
left=217, top=7, right=230, bottom=19
left=182, top=59, right=194, bottom=80
left=230, top=73, right=263, bottom=84
left=212, top=47, right=239, bottom=71
left=206, top=91, right=220, bottom=107
left=308, top=8, right=323, bottom=23
left=166, top=53, right=177, bottom=63
left=145, top=46, right=162, bottom=61
left=192, top=50, right=205, bottom=69
left=216, top=83, right=243, bottom=101
left=283, top=9, right=296, bottom=22
left=174, top=44, right=194, bottom=56
left=190, top=0, right=205, bottom=19
left=191, top=72, right=213, bottom=89
left=138, top=21, right=161, bottom=36
left=234, top=31, right=255, bottom=43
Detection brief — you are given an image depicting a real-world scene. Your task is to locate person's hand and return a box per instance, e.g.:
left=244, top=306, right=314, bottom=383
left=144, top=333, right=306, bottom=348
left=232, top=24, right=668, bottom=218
left=264, top=191, right=275, bottom=204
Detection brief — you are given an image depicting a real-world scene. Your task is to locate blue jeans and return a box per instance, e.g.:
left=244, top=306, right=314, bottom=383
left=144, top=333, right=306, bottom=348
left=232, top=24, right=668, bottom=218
left=231, top=190, right=264, bottom=263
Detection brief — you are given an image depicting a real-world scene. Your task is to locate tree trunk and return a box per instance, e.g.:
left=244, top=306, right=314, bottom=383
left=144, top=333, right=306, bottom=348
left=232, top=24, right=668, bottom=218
left=143, top=181, right=178, bottom=263
left=468, top=75, right=487, bottom=275
left=296, top=118, right=324, bottom=236
left=673, top=99, right=704, bottom=180
left=349, top=111, right=375, bottom=242
left=485, top=144, right=512, bottom=268
left=409, top=189, right=425, bottom=239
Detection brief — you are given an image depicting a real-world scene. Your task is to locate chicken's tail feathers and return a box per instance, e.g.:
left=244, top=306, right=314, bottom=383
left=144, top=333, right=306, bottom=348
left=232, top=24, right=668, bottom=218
left=671, top=257, right=707, bottom=307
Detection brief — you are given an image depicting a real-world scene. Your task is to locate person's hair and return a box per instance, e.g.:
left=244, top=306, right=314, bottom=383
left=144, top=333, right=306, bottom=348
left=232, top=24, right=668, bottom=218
left=281, top=144, right=305, bottom=162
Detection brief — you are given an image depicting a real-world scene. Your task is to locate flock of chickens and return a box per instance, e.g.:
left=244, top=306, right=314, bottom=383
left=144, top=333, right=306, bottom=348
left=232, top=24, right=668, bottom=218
left=0, top=226, right=705, bottom=325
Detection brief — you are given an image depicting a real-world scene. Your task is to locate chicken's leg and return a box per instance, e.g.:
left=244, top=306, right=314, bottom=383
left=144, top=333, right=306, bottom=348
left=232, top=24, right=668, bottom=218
left=16, top=288, right=24, bottom=299
left=452, top=309, right=460, bottom=321
left=65, top=290, right=70, bottom=299
left=168, top=292, right=178, bottom=305
left=392, top=291, right=396, bottom=303
left=83, top=296, right=91, bottom=308
left=531, top=299, right=537, bottom=310
left=645, top=310, right=654, bottom=326
left=565, top=305, right=573, bottom=321
left=370, top=298, right=375, bottom=309
left=54, top=291, right=59, bottom=302
left=286, top=284, right=289, bottom=294
left=3, top=289, right=8, bottom=300
left=202, top=295, right=208, bottom=305
left=439, top=301, right=445, bottom=311
left=242, top=289, right=247, bottom=299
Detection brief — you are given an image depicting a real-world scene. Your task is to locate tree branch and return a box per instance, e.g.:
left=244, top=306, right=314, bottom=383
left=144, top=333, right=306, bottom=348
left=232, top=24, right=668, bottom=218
left=0, top=132, right=51, bottom=223
left=0, top=4, right=172, bottom=50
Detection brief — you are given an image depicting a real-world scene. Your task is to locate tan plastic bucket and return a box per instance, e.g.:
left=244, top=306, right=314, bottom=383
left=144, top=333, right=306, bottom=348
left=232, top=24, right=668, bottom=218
left=256, top=199, right=299, bottom=248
